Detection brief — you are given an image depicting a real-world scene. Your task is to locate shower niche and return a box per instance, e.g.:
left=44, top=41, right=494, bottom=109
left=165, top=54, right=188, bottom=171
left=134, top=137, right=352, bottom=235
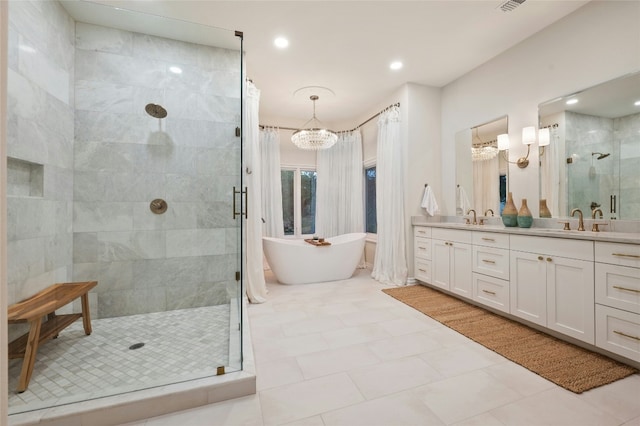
left=7, top=157, right=44, bottom=198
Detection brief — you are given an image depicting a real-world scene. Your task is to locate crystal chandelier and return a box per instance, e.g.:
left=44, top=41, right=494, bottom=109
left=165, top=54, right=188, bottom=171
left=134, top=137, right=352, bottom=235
left=472, top=145, right=499, bottom=161
left=291, top=95, right=337, bottom=150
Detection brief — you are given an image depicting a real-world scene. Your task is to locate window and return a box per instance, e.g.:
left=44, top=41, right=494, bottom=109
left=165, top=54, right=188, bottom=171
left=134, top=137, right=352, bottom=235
left=281, top=168, right=317, bottom=236
left=365, top=166, right=377, bottom=233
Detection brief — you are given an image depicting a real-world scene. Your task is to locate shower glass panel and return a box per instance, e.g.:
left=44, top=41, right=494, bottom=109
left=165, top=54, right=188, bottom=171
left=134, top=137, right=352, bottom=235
left=6, top=0, right=243, bottom=414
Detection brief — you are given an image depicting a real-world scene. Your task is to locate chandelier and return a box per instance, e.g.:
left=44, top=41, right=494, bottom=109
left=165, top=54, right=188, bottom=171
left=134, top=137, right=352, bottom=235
left=471, top=127, right=499, bottom=161
left=471, top=144, right=499, bottom=161
left=291, top=95, right=337, bottom=150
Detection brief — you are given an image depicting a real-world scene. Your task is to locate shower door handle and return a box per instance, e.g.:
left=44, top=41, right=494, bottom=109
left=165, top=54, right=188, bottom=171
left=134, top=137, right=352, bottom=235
left=610, top=194, right=616, bottom=214
left=232, top=186, right=248, bottom=219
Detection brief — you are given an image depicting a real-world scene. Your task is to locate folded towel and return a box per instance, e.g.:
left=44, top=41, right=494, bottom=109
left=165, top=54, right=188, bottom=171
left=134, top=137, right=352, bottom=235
left=421, top=186, right=439, bottom=216
left=456, top=185, right=471, bottom=215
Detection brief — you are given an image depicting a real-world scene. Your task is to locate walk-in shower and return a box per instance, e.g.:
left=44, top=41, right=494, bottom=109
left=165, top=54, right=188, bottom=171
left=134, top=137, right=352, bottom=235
left=5, top=0, right=245, bottom=417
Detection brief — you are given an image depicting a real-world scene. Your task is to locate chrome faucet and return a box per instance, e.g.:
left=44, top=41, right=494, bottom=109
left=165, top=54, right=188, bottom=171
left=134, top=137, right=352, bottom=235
left=484, top=209, right=494, bottom=217
left=591, top=208, right=606, bottom=232
left=570, top=208, right=585, bottom=231
left=467, top=209, right=477, bottom=225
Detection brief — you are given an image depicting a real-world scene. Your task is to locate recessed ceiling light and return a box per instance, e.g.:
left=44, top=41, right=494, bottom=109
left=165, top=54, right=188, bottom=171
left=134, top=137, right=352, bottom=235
left=634, top=100, right=640, bottom=106
left=566, top=98, right=578, bottom=105
left=390, top=61, right=403, bottom=70
left=169, top=66, right=182, bottom=74
left=274, top=37, right=289, bottom=49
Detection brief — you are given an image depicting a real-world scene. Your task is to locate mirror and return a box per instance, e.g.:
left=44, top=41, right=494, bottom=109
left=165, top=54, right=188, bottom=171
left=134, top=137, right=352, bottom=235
left=455, top=115, right=509, bottom=217
left=539, top=72, right=640, bottom=219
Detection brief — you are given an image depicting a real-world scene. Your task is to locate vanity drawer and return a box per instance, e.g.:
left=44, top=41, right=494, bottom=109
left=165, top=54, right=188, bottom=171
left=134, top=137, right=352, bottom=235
left=595, top=304, right=640, bottom=363
left=432, top=228, right=472, bottom=244
left=473, top=272, right=509, bottom=314
left=473, top=245, right=509, bottom=280
left=596, top=263, right=640, bottom=314
left=415, top=258, right=432, bottom=283
left=510, top=235, right=593, bottom=262
left=473, top=232, right=509, bottom=249
left=414, top=226, right=432, bottom=239
left=415, top=236, right=432, bottom=260
left=595, top=242, right=640, bottom=268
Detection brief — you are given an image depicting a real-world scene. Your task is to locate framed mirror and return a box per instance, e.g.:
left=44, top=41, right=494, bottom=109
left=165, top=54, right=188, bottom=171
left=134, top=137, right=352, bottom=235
left=539, top=72, right=640, bottom=219
left=455, top=115, right=509, bottom=217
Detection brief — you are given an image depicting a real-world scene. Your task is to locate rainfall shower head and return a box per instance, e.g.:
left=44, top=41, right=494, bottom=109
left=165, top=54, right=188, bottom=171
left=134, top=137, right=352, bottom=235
left=591, top=152, right=610, bottom=160
left=145, top=103, right=167, bottom=119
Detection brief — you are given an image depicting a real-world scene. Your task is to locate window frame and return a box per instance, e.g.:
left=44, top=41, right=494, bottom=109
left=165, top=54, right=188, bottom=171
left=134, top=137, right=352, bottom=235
left=363, top=159, right=377, bottom=241
left=280, top=165, right=317, bottom=238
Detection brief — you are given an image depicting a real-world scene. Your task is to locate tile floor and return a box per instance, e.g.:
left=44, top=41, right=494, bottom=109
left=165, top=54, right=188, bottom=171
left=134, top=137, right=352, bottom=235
left=8, top=304, right=232, bottom=415
left=124, top=268, right=640, bottom=426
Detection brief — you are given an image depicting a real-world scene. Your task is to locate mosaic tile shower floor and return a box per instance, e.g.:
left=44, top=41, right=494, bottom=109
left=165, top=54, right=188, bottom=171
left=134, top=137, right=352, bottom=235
left=8, top=304, right=231, bottom=414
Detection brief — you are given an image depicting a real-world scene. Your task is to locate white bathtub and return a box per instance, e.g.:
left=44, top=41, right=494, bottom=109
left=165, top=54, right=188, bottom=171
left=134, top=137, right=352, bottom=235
left=263, top=233, right=366, bottom=285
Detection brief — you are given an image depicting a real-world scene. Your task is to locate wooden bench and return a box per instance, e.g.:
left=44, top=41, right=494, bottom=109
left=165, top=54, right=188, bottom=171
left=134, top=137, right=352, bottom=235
left=8, top=281, right=97, bottom=393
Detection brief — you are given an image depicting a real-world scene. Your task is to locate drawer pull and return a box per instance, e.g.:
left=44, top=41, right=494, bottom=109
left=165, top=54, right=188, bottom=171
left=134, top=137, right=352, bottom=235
left=418, top=247, right=427, bottom=250
left=613, top=330, right=640, bottom=341
left=482, top=289, right=496, bottom=295
left=481, top=237, right=496, bottom=242
left=418, top=268, right=427, bottom=273
left=613, top=285, right=640, bottom=294
left=482, top=259, right=496, bottom=265
left=612, top=253, right=640, bottom=259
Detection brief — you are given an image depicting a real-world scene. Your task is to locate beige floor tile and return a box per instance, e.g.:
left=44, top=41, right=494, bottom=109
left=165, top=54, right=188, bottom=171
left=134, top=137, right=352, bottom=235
left=281, top=316, right=346, bottom=338
left=252, top=333, right=329, bottom=363
left=255, top=357, right=305, bottom=391
left=576, top=373, right=640, bottom=422
left=259, top=373, right=364, bottom=426
left=282, top=415, right=326, bottom=426
left=321, top=389, right=444, bottom=426
left=366, top=331, right=443, bottom=360
left=296, top=343, right=381, bottom=380
left=377, top=315, right=441, bottom=336
left=321, top=323, right=392, bottom=349
left=412, top=369, right=521, bottom=424
left=348, top=356, right=443, bottom=400
left=490, top=387, right=623, bottom=426
left=419, top=341, right=506, bottom=377
left=483, top=360, right=556, bottom=397
left=452, top=412, right=506, bottom=426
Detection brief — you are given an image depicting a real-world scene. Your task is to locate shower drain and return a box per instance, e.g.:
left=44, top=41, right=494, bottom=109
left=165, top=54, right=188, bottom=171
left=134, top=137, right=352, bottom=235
left=129, top=342, right=145, bottom=350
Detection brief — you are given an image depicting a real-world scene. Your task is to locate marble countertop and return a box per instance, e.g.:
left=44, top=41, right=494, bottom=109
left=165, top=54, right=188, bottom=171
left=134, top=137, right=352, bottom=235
left=411, top=216, right=640, bottom=245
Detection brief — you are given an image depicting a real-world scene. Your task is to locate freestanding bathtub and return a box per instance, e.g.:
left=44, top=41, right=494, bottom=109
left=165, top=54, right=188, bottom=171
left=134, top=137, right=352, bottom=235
left=263, top=233, right=366, bottom=285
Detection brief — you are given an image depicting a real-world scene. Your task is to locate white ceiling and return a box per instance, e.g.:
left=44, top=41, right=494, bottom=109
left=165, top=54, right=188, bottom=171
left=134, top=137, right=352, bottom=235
left=80, top=0, right=589, bottom=126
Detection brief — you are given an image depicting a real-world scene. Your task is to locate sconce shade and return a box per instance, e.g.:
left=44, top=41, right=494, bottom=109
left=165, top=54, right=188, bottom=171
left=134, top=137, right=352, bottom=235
left=497, top=133, right=510, bottom=151
left=522, top=126, right=536, bottom=145
left=538, top=127, right=550, bottom=147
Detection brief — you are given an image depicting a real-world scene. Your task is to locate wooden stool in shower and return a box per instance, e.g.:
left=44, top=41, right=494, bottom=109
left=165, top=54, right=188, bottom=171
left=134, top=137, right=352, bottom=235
left=7, top=281, right=97, bottom=393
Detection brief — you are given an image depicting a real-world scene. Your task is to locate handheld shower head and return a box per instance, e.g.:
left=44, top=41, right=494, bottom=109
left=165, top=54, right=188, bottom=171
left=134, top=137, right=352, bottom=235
left=592, top=152, right=610, bottom=160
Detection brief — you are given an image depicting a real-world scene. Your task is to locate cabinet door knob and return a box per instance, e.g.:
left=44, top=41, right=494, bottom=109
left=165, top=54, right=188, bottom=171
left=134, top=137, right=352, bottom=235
left=538, top=256, right=544, bottom=261
left=546, top=257, right=552, bottom=262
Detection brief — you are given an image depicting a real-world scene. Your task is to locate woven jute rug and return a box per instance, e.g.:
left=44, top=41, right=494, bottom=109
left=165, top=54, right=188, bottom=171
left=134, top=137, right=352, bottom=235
left=383, top=284, right=637, bottom=393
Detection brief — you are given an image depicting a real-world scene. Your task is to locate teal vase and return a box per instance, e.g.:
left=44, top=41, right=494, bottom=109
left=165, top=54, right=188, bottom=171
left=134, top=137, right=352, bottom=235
left=502, top=192, right=518, bottom=227
left=517, top=198, right=533, bottom=228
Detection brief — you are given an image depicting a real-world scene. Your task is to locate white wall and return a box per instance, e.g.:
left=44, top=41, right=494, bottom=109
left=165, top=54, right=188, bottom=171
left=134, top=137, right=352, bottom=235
left=440, top=1, right=640, bottom=217
left=0, top=2, right=8, bottom=423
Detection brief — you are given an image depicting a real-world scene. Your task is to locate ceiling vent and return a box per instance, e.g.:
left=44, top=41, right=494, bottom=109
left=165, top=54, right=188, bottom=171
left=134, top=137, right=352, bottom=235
left=498, top=0, right=526, bottom=12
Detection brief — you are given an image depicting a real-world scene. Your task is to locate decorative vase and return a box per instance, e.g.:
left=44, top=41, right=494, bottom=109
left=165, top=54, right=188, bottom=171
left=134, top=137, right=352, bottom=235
left=502, top=192, right=518, bottom=227
left=539, top=199, right=552, bottom=218
left=517, top=198, right=533, bottom=228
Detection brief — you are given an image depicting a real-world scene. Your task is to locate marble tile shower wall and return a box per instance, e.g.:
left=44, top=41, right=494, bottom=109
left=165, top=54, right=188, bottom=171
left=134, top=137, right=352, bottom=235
left=6, top=0, right=75, bottom=336
left=71, top=23, right=241, bottom=318
left=566, top=111, right=640, bottom=219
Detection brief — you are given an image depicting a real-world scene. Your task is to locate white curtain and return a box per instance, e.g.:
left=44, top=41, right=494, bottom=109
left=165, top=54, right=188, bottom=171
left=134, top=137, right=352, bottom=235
left=472, top=156, right=499, bottom=214
left=260, top=128, right=284, bottom=237
left=372, top=106, right=407, bottom=285
left=244, top=82, right=267, bottom=303
left=316, top=130, right=364, bottom=237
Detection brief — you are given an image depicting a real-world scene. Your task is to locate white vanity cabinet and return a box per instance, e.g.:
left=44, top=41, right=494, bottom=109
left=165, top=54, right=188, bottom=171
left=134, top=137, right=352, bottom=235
left=594, top=242, right=640, bottom=362
left=472, top=232, right=510, bottom=313
left=510, top=235, right=595, bottom=344
left=431, top=228, right=472, bottom=299
left=414, top=226, right=432, bottom=283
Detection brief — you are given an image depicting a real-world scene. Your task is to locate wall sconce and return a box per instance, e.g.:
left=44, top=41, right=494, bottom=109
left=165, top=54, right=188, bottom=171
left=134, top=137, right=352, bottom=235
left=497, top=127, right=537, bottom=169
left=538, top=127, right=550, bottom=157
